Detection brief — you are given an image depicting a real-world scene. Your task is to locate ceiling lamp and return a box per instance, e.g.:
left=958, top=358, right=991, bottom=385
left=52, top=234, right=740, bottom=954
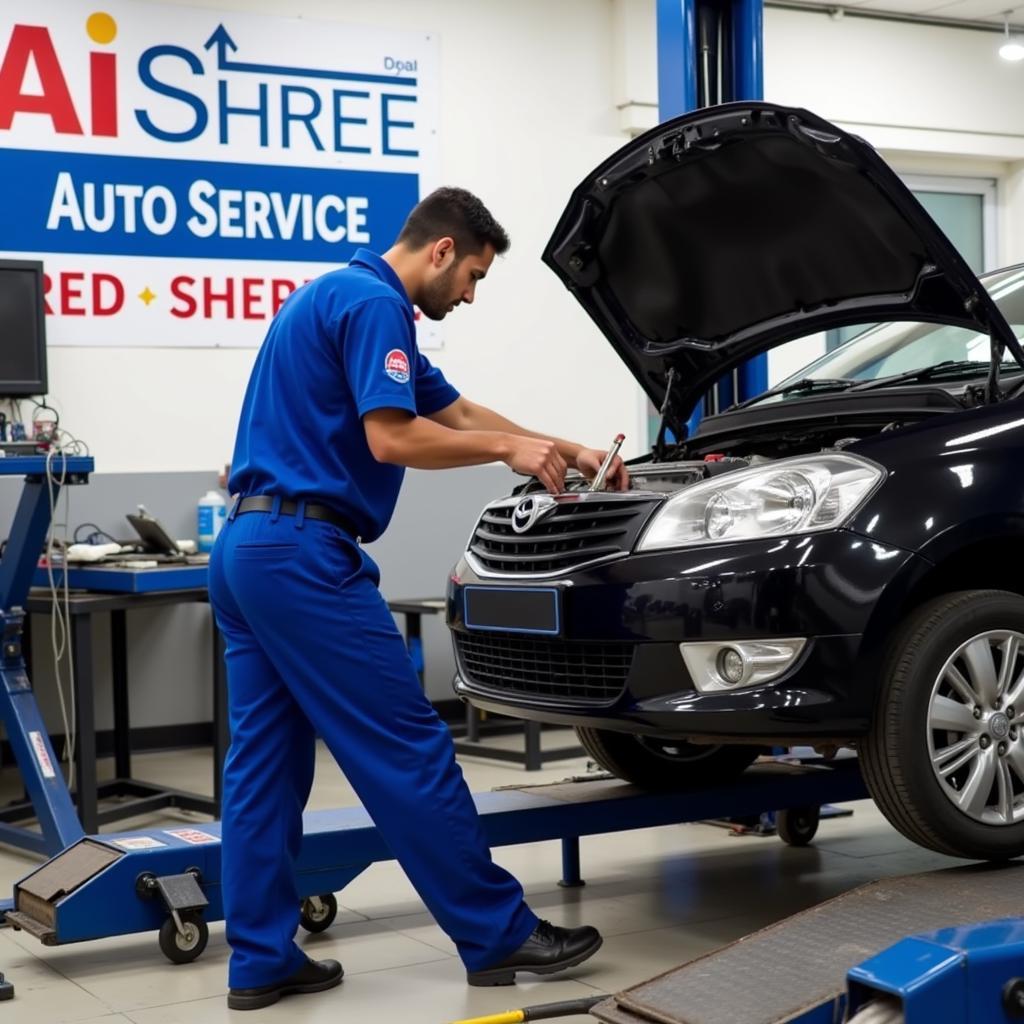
left=1000, top=12, right=1024, bottom=61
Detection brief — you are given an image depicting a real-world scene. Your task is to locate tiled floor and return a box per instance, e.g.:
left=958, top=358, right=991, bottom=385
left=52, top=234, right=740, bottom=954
left=0, top=733, right=960, bottom=1023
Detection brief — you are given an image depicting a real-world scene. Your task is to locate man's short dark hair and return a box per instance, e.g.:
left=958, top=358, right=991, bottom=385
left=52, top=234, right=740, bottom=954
left=397, top=187, right=510, bottom=256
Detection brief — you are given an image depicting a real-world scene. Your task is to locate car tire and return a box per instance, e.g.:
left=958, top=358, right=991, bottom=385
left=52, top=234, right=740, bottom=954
left=861, top=589, right=1024, bottom=860
left=575, top=726, right=760, bottom=789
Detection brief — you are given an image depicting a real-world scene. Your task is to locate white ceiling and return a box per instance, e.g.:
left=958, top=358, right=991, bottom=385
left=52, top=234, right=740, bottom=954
left=778, top=0, right=1024, bottom=28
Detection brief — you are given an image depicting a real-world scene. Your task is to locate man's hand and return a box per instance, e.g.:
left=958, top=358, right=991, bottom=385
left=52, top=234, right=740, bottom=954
left=576, top=448, right=630, bottom=492
left=503, top=436, right=568, bottom=495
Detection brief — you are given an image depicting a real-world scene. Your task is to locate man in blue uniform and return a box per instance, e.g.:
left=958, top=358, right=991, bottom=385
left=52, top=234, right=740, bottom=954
left=211, top=187, right=629, bottom=1011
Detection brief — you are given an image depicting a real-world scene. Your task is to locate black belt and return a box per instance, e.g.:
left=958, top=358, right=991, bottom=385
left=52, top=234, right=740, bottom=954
left=233, top=496, right=359, bottom=536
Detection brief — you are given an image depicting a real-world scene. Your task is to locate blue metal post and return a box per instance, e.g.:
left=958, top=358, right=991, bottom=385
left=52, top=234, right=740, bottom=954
left=558, top=836, right=584, bottom=888
left=0, top=456, right=93, bottom=853
left=657, top=0, right=701, bottom=437
left=731, top=0, right=764, bottom=100
left=656, top=0, right=698, bottom=119
left=0, top=626, right=83, bottom=854
left=731, top=0, right=769, bottom=401
left=656, top=0, right=769, bottom=432
left=0, top=479, right=60, bottom=611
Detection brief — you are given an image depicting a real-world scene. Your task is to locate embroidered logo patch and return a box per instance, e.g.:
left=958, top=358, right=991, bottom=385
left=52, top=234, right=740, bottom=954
left=384, top=348, right=411, bottom=384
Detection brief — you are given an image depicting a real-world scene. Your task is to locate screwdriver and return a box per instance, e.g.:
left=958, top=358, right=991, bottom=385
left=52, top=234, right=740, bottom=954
left=590, top=433, right=625, bottom=491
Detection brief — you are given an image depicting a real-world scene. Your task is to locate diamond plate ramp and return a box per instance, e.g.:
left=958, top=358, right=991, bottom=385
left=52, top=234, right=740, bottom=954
left=591, top=863, right=1024, bottom=1024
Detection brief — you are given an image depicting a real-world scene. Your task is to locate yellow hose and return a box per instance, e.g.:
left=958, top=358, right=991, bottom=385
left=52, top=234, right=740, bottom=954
left=448, top=993, right=605, bottom=1023
left=449, top=1013, right=525, bottom=1024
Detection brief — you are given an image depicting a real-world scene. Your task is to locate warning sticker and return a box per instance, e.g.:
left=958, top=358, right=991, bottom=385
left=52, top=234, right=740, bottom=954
left=112, top=836, right=167, bottom=850
left=164, top=828, right=218, bottom=845
left=29, top=731, right=56, bottom=779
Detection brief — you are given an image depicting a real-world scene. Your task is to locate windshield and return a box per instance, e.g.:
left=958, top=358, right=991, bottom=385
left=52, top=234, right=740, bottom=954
left=753, top=266, right=1024, bottom=404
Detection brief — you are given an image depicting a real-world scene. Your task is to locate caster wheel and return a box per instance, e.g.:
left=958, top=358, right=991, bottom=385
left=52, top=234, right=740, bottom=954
left=158, top=912, right=209, bottom=964
left=776, top=805, right=820, bottom=846
left=300, top=893, right=338, bottom=933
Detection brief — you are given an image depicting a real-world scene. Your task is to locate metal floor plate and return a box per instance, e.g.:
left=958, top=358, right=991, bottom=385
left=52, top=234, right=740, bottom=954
left=592, top=863, right=1024, bottom=1024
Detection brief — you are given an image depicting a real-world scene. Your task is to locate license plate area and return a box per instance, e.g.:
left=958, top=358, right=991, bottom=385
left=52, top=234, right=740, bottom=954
left=463, top=586, right=560, bottom=636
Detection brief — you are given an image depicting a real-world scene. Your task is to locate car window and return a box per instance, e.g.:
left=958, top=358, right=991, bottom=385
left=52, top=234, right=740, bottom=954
left=751, top=267, right=1024, bottom=404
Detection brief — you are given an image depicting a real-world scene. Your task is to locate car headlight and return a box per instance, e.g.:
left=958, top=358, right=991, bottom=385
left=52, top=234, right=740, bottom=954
left=637, top=453, right=883, bottom=551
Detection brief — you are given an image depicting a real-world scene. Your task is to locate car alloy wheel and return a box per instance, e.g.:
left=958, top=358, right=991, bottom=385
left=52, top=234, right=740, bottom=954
left=928, top=629, right=1024, bottom=826
left=861, top=590, right=1024, bottom=860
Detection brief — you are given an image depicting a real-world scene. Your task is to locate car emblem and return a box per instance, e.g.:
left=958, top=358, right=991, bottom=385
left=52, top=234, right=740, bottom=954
left=511, top=495, right=558, bottom=533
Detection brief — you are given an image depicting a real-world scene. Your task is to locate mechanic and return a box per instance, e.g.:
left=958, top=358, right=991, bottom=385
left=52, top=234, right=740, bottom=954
left=210, top=187, right=629, bottom=1011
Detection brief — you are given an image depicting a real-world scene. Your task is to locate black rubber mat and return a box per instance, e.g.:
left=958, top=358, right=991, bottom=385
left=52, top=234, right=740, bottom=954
left=591, top=863, right=1024, bottom=1024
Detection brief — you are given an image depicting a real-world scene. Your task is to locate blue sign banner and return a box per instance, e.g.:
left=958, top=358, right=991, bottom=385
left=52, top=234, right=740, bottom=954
left=0, top=147, right=418, bottom=263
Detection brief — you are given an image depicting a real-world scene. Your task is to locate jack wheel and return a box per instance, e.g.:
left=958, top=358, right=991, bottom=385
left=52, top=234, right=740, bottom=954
left=158, top=912, right=209, bottom=964
left=776, top=806, right=820, bottom=846
left=300, top=893, right=338, bottom=933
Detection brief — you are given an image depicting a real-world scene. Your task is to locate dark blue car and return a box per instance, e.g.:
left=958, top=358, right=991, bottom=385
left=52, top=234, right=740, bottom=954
left=446, top=104, right=1024, bottom=861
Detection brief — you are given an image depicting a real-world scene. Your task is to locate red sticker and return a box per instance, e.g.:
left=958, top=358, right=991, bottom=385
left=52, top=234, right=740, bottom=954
left=384, top=348, right=411, bottom=384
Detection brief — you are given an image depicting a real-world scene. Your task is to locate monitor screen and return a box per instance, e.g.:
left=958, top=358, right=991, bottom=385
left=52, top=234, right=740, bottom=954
left=0, top=260, right=47, bottom=397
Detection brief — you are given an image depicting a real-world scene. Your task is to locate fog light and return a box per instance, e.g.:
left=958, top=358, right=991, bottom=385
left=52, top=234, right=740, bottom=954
left=680, top=638, right=807, bottom=694
left=717, top=647, right=747, bottom=685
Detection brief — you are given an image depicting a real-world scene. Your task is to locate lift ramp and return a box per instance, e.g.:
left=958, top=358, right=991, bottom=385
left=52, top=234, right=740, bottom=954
left=5, top=759, right=864, bottom=950
left=591, top=861, right=1024, bottom=1024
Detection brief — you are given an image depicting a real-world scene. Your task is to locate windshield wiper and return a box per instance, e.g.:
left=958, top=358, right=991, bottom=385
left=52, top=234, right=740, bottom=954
left=850, top=359, right=1017, bottom=393
left=732, top=377, right=858, bottom=410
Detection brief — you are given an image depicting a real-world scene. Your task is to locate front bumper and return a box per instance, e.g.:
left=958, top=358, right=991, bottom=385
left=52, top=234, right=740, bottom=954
left=448, top=530, right=924, bottom=740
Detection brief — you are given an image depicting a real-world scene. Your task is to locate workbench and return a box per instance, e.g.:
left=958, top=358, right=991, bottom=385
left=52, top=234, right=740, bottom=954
left=15, top=586, right=227, bottom=834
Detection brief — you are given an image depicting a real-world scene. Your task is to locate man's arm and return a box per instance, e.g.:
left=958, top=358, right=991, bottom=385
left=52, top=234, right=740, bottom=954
left=429, top=396, right=581, bottom=462
left=428, top=396, right=629, bottom=491
left=363, top=408, right=569, bottom=494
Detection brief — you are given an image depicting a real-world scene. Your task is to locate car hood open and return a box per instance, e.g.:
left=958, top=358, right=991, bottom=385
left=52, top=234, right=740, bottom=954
left=542, top=103, right=1020, bottom=432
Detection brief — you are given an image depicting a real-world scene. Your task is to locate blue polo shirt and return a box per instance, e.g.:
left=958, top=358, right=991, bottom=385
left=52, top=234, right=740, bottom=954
left=227, top=248, right=460, bottom=543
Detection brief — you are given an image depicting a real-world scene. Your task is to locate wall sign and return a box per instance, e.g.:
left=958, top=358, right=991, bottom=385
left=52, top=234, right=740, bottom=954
left=0, top=2, right=440, bottom=346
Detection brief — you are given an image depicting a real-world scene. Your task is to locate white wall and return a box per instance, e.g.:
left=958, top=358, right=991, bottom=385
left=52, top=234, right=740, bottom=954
left=40, top=1, right=1024, bottom=466
left=45, top=0, right=644, bottom=472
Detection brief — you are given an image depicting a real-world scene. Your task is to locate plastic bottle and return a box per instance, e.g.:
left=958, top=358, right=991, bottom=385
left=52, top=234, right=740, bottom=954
left=197, top=490, right=227, bottom=552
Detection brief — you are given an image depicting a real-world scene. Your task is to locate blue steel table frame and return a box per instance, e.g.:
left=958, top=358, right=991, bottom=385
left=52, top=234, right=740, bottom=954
left=10, top=587, right=228, bottom=836
left=0, top=455, right=94, bottom=855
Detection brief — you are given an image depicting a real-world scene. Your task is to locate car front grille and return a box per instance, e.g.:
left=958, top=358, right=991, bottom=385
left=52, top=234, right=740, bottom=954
left=454, top=631, right=634, bottom=704
left=467, top=494, right=660, bottom=575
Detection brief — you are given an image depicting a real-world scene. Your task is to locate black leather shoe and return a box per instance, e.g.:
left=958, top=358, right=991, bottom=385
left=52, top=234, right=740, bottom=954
left=227, top=958, right=344, bottom=1010
left=467, top=920, right=602, bottom=986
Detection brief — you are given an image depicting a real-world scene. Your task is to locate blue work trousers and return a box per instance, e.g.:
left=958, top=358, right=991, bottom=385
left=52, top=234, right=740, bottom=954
left=209, top=506, right=537, bottom=988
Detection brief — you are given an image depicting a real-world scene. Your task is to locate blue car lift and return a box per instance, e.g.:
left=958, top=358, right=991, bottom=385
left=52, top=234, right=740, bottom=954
left=4, top=759, right=867, bottom=963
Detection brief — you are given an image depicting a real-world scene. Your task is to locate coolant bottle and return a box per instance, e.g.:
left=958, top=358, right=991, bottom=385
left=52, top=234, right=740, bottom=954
left=198, top=490, right=227, bottom=552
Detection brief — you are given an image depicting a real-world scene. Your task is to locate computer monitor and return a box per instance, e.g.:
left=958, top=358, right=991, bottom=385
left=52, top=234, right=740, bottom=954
left=0, top=259, right=47, bottom=397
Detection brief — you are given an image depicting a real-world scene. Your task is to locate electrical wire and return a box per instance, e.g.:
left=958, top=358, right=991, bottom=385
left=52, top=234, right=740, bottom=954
left=43, top=440, right=78, bottom=788
left=73, top=522, right=117, bottom=545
